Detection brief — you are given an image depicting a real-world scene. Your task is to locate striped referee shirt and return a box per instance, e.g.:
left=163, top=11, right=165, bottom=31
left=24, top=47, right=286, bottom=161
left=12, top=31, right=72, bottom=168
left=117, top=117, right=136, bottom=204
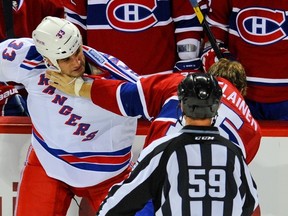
left=97, top=125, right=259, bottom=216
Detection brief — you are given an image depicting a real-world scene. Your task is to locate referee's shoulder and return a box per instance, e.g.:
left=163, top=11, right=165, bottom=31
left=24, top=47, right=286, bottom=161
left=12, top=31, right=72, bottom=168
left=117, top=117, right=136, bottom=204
left=138, top=133, right=181, bottom=160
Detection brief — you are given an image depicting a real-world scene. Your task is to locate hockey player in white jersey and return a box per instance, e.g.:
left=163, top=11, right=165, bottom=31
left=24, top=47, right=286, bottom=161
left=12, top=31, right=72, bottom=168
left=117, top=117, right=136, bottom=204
left=0, top=16, right=145, bottom=215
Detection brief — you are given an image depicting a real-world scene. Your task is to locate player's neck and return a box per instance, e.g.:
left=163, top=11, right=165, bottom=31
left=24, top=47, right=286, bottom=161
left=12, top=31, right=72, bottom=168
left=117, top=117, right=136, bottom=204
left=185, top=117, right=212, bottom=126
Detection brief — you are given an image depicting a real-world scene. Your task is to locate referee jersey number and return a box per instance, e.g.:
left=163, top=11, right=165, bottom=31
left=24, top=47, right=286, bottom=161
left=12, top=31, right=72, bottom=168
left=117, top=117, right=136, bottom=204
left=189, top=169, right=226, bottom=198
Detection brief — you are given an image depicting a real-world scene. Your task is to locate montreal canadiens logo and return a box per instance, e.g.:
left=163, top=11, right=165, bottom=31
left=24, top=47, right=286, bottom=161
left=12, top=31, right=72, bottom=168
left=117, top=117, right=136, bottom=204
left=236, top=7, right=286, bottom=45
left=106, top=0, right=157, bottom=32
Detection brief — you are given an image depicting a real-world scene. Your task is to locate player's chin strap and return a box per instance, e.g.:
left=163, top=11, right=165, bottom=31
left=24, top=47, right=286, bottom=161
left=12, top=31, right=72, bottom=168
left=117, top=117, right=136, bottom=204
left=44, top=59, right=61, bottom=72
left=211, top=113, right=218, bottom=126
left=177, top=103, right=184, bottom=126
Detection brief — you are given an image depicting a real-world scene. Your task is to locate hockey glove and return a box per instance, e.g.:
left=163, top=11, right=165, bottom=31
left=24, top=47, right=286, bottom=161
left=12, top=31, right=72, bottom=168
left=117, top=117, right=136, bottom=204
left=201, top=43, right=234, bottom=72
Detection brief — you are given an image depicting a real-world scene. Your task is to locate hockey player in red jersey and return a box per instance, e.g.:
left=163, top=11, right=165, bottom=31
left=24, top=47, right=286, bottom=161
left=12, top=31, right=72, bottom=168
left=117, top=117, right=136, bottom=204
left=63, top=0, right=203, bottom=75
left=47, top=58, right=262, bottom=215
left=201, top=0, right=288, bottom=120
left=96, top=73, right=259, bottom=216
left=144, top=59, right=260, bottom=164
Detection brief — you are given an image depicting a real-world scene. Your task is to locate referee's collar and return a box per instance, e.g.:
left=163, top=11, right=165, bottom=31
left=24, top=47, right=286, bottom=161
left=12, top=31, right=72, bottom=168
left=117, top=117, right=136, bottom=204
left=180, top=125, right=219, bottom=135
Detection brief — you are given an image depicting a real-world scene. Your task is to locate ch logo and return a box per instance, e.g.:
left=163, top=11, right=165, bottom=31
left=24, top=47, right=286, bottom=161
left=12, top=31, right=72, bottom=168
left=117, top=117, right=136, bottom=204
left=56, top=30, right=65, bottom=39
left=237, top=7, right=286, bottom=45
left=106, top=0, right=158, bottom=32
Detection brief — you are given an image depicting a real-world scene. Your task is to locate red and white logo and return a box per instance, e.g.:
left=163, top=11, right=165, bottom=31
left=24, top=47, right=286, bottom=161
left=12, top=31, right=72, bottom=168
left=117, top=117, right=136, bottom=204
left=237, top=7, right=286, bottom=45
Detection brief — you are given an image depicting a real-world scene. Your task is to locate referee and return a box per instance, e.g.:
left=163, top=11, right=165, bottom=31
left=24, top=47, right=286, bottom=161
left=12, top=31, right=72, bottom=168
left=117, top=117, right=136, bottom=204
left=98, top=72, right=259, bottom=216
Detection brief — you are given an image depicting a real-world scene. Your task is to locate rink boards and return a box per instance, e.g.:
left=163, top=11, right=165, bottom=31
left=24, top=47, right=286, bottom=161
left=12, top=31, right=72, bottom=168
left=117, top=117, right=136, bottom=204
left=0, top=117, right=287, bottom=216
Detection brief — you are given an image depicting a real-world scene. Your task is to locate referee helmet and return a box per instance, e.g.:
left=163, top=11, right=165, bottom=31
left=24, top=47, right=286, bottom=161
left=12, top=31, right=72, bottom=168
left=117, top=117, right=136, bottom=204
left=177, top=73, right=222, bottom=119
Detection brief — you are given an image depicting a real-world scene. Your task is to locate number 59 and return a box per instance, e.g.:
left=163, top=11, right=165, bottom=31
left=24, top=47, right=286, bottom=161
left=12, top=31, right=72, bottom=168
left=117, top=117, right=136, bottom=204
left=189, top=169, right=226, bottom=198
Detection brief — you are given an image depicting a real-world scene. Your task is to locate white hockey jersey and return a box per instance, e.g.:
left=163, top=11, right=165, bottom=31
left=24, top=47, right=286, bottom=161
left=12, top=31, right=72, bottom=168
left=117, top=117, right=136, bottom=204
left=0, top=38, right=143, bottom=187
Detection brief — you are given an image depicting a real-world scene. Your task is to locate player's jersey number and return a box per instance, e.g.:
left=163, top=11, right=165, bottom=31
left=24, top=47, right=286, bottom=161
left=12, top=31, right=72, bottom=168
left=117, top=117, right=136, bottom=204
left=216, top=104, right=245, bottom=151
left=2, top=40, right=24, bottom=61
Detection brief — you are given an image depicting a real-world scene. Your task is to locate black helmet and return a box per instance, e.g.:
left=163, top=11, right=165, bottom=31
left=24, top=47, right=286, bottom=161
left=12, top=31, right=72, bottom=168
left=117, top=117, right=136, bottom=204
left=177, top=72, right=222, bottom=119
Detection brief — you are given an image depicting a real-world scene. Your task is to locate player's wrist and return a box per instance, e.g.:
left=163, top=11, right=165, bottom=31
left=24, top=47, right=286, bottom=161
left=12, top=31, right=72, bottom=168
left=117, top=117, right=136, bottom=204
left=79, top=82, right=92, bottom=99
left=74, top=77, right=84, bottom=96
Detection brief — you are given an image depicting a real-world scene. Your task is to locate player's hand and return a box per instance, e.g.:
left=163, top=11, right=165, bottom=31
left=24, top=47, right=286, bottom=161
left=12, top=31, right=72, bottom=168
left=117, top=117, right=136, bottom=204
left=45, top=70, right=79, bottom=96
